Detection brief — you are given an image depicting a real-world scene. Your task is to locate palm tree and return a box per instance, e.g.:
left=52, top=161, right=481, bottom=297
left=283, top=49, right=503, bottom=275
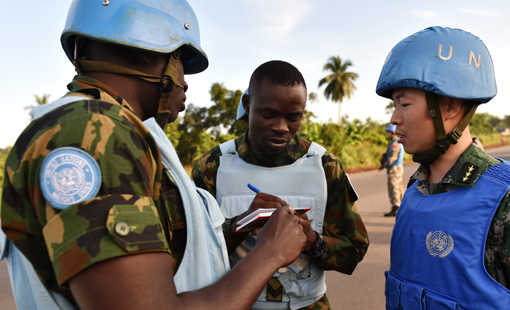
left=24, top=94, right=51, bottom=113
left=34, top=94, right=51, bottom=105
left=318, top=56, right=358, bottom=124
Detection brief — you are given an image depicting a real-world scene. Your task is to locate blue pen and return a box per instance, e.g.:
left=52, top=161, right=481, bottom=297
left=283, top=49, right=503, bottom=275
left=247, top=183, right=260, bottom=193
left=247, top=183, right=295, bottom=211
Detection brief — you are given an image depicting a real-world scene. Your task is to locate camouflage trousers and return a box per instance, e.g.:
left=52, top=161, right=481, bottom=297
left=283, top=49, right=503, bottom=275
left=299, top=294, right=331, bottom=310
left=387, top=165, right=405, bottom=207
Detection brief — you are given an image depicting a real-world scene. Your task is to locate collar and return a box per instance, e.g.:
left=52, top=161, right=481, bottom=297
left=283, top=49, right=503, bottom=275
left=66, top=75, right=139, bottom=118
left=235, top=131, right=311, bottom=167
left=410, top=138, right=500, bottom=193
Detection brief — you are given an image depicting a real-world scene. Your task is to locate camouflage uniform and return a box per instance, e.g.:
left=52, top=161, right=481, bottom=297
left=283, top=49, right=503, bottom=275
left=408, top=138, right=510, bottom=287
left=192, top=133, right=370, bottom=310
left=1, top=76, right=187, bottom=306
left=381, top=137, right=405, bottom=207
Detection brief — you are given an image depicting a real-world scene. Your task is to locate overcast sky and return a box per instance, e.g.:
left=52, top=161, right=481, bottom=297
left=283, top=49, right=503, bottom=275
left=1, top=0, right=509, bottom=148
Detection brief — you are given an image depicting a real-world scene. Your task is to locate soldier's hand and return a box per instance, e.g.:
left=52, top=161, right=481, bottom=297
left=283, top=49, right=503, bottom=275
left=255, top=206, right=306, bottom=267
left=299, top=214, right=317, bottom=252
left=248, top=192, right=288, bottom=212
left=231, top=192, right=289, bottom=236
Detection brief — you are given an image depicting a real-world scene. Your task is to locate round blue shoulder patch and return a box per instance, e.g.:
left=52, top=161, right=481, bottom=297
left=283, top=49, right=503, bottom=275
left=40, top=147, right=101, bottom=210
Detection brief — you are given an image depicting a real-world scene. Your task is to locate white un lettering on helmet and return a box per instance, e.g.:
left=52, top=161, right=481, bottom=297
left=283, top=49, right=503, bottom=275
left=40, top=147, right=102, bottom=210
left=375, top=26, right=496, bottom=103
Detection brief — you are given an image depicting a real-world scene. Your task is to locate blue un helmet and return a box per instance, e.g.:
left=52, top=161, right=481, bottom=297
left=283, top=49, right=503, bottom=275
left=236, top=88, right=249, bottom=120
left=61, top=0, right=209, bottom=128
left=386, top=124, right=396, bottom=134
left=61, top=0, right=208, bottom=74
left=376, top=26, right=497, bottom=165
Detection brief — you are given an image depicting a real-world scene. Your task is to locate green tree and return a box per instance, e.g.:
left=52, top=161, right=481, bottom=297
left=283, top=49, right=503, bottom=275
left=175, top=104, right=215, bottom=166
left=173, top=84, right=247, bottom=166
left=24, top=94, right=51, bottom=114
left=470, top=112, right=495, bottom=135
left=207, top=83, right=247, bottom=139
left=385, top=101, right=394, bottom=114
left=308, top=92, right=319, bottom=104
left=501, top=115, right=510, bottom=128
left=318, top=56, right=358, bottom=124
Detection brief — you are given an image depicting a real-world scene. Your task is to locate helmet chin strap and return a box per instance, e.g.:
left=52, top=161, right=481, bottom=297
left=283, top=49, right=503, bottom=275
left=75, top=51, right=183, bottom=129
left=412, top=92, right=478, bottom=166
left=155, top=54, right=182, bottom=129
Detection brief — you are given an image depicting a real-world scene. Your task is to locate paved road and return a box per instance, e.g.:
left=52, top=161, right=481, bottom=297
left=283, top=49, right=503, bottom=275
left=1, top=144, right=509, bottom=309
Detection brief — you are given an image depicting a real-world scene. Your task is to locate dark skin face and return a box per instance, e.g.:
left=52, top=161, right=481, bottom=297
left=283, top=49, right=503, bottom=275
left=243, top=78, right=307, bottom=155
left=144, top=53, right=188, bottom=124
left=80, top=39, right=188, bottom=124
left=238, top=78, right=316, bottom=248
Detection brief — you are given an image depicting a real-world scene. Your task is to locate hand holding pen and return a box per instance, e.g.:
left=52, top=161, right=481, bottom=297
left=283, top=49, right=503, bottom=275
left=247, top=183, right=296, bottom=214
left=247, top=184, right=316, bottom=252
left=230, top=184, right=292, bottom=237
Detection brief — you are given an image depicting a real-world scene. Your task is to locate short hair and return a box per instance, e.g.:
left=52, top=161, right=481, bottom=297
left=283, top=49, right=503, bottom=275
left=248, top=60, right=306, bottom=98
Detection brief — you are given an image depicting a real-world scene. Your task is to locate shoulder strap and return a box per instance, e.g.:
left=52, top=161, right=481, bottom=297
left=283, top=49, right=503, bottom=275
left=306, top=142, right=326, bottom=157
left=30, top=96, right=89, bottom=120
left=219, top=139, right=237, bottom=156
left=482, top=159, right=510, bottom=185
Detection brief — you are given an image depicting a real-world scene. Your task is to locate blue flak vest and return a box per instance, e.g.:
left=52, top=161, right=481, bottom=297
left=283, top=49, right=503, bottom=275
left=386, top=160, right=510, bottom=310
left=386, top=139, right=404, bottom=169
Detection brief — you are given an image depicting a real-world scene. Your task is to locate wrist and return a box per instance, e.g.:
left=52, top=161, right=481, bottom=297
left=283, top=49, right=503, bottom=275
left=303, top=231, right=327, bottom=258
left=250, top=240, right=286, bottom=272
left=230, top=215, right=250, bottom=240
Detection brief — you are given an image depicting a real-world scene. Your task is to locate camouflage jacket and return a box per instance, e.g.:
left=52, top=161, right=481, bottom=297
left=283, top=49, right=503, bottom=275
left=1, top=76, right=187, bottom=304
left=409, top=138, right=510, bottom=287
left=192, top=133, right=369, bottom=275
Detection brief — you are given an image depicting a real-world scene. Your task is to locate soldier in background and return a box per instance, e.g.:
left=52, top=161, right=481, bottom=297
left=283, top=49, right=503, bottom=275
left=378, top=124, right=405, bottom=217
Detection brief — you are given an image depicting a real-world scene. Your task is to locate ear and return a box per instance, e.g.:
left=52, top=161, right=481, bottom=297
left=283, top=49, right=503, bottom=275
left=440, top=97, right=463, bottom=121
left=242, top=94, right=250, bottom=117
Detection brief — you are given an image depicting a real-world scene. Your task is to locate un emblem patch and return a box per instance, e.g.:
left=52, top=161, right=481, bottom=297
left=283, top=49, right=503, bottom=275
left=40, top=147, right=101, bottom=210
left=426, top=231, right=454, bottom=258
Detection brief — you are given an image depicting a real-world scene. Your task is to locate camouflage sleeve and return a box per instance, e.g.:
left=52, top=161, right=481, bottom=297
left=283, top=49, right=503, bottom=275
left=485, top=191, right=510, bottom=288
left=311, top=152, right=369, bottom=275
left=1, top=101, right=169, bottom=289
left=191, top=145, right=222, bottom=198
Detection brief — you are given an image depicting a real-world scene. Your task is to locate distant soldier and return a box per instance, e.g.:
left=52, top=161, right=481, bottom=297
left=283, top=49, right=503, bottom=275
left=379, top=124, right=405, bottom=217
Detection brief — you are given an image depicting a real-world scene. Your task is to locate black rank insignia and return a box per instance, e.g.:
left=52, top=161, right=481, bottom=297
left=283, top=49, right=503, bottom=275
left=267, top=278, right=284, bottom=302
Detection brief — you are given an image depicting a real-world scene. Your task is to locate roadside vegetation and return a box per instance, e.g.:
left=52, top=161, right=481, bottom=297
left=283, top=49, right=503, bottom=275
left=1, top=56, right=508, bottom=189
